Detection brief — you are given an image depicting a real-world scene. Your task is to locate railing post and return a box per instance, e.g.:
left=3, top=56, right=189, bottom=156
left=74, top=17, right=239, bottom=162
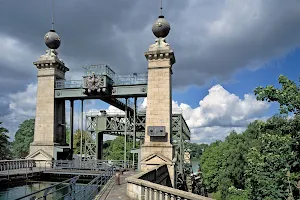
left=164, top=193, right=169, bottom=200
left=7, top=163, right=9, bottom=180
left=149, top=188, right=153, bottom=200
left=154, top=189, right=158, bottom=200
left=159, top=191, right=163, bottom=200
left=145, top=187, right=149, bottom=200
left=43, top=187, right=53, bottom=200
left=170, top=194, right=175, bottom=200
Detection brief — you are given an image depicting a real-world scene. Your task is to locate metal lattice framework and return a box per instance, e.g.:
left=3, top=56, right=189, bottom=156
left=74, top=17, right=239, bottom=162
left=85, top=111, right=192, bottom=189
left=53, top=63, right=194, bottom=191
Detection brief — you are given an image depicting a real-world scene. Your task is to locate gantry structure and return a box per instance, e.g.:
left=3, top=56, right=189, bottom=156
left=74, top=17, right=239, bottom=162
left=53, top=64, right=193, bottom=190
left=26, top=2, right=195, bottom=191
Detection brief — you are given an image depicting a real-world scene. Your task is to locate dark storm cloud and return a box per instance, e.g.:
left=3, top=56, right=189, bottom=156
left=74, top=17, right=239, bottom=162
left=1, top=0, right=300, bottom=98
left=0, top=0, right=187, bottom=75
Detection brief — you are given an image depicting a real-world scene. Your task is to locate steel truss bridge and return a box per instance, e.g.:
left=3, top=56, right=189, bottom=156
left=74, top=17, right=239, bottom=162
left=53, top=64, right=194, bottom=191
left=85, top=111, right=193, bottom=190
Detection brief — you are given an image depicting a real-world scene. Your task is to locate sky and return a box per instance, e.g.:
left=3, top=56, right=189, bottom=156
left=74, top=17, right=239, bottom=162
left=0, top=0, right=299, bottom=144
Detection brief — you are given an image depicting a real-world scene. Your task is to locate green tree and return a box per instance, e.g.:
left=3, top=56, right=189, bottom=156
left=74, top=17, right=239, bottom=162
left=245, top=133, right=295, bottom=200
left=186, top=142, right=208, bottom=159
left=103, top=136, right=139, bottom=160
left=200, top=140, right=225, bottom=192
left=65, top=124, right=70, bottom=145
left=13, top=119, right=34, bottom=158
left=254, top=75, right=300, bottom=115
left=0, top=122, right=11, bottom=160
left=73, top=129, right=93, bottom=154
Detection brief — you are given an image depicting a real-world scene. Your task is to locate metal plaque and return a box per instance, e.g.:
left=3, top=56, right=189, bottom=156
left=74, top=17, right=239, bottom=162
left=148, top=126, right=166, bottom=136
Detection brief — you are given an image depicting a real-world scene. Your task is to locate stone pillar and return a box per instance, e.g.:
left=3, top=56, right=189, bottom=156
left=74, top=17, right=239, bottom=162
left=141, top=38, right=176, bottom=186
left=28, top=49, right=69, bottom=160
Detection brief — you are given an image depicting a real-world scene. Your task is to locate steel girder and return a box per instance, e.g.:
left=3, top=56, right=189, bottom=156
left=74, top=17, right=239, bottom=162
left=84, top=112, right=192, bottom=191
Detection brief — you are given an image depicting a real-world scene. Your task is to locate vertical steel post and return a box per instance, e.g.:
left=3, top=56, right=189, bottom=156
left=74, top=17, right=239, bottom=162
left=133, top=97, right=137, bottom=169
left=70, top=100, right=74, bottom=160
left=124, top=98, right=128, bottom=168
left=80, top=99, right=84, bottom=167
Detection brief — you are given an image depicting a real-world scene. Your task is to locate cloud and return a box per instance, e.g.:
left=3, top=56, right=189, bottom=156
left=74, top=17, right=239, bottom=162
left=0, top=80, right=269, bottom=144
left=141, top=84, right=270, bottom=143
left=175, top=85, right=269, bottom=142
left=190, top=127, right=246, bottom=144
left=180, top=85, right=269, bottom=128
left=0, top=0, right=300, bottom=93
left=0, top=84, right=37, bottom=139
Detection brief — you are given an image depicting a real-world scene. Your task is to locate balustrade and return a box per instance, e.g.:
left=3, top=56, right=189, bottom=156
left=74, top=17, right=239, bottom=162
left=126, top=165, right=213, bottom=200
left=0, top=159, right=37, bottom=171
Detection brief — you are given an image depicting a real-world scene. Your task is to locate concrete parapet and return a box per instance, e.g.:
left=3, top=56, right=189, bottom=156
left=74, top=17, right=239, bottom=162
left=126, top=165, right=214, bottom=200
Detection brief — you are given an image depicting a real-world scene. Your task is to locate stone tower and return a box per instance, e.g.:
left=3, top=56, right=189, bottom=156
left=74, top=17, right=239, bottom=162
left=27, top=29, right=70, bottom=160
left=140, top=15, right=176, bottom=186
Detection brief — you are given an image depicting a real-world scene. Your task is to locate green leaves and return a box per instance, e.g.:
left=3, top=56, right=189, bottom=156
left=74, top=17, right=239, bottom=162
left=200, top=114, right=300, bottom=199
left=245, top=133, right=294, bottom=200
left=0, top=122, right=11, bottom=160
left=73, top=129, right=93, bottom=154
left=254, top=75, right=300, bottom=115
left=103, top=136, right=138, bottom=161
left=13, top=119, right=34, bottom=158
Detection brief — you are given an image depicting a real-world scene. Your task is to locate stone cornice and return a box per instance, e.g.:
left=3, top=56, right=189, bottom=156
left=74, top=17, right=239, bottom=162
left=145, top=49, right=176, bottom=65
left=34, top=59, right=69, bottom=73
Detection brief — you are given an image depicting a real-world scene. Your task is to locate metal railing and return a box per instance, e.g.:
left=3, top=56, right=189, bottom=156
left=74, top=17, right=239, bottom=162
left=0, top=159, right=36, bottom=171
left=54, top=73, right=148, bottom=89
left=126, top=165, right=213, bottom=200
left=0, top=160, right=52, bottom=182
left=84, top=64, right=115, bottom=78
left=15, top=166, right=115, bottom=200
left=0, top=159, right=130, bottom=182
left=55, top=80, right=83, bottom=89
left=113, top=74, right=148, bottom=85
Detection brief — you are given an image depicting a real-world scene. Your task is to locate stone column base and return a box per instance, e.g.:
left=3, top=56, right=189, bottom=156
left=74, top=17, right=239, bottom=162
left=27, top=142, right=68, bottom=161
left=140, top=143, right=175, bottom=187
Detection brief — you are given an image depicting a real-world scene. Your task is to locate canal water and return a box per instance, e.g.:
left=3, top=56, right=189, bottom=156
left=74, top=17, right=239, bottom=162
left=191, top=159, right=200, bottom=173
left=0, top=160, right=200, bottom=200
left=0, top=181, right=86, bottom=200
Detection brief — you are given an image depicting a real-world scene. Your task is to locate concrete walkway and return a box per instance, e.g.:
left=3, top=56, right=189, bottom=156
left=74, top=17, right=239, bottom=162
left=97, top=170, right=137, bottom=200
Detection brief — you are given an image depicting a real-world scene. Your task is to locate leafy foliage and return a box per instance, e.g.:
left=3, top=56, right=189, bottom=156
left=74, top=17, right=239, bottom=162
left=103, top=136, right=140, bottom=160
left=0, top=122, right=11, bottom=160
left=254, top=75, right=300, bottom=115
left=73, top=129, right=93, bottom=154
left=200, top=75, right=300, bottom=200
left=186, top=142, right=208, bottom=159
left=245, top=133, right=294, bottom=199
left=13, top=119, right=34, bottom=158
left=66, top=124, right=70, bottom=145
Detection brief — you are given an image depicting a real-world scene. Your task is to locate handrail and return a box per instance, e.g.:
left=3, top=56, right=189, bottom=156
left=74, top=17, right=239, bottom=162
left=126, top=165, right=214, bottom=200
left=15, top=165, right=115, bottom=200
left=15, top=176, right=80, bottom=200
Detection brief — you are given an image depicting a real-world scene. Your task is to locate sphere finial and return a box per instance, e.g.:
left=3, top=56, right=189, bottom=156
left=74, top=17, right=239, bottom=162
left=152, top=0, right=170, bottom=38
left=44, top=30, right=61, bottom=49
left=152, top=15, right=170, bottom=38
left=44, top=0, right=61, bottom=49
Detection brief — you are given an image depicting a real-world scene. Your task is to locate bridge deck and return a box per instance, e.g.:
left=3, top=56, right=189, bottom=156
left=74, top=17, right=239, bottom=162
left=0, top=167, right=112, bottom=182
left=97, top=170, right=137, bottom=200
left=43, top=169, right=106, bottom=176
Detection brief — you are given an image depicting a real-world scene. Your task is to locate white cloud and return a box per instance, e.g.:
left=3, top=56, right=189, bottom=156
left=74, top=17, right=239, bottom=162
left=181, top=85, right=269, bottom=128
left=8, top=84, right=37, bottom=117
left=0, top=84, right=37, bottom=138
left=1, top=81, right=269, bottom=144
left=141, top=84, right=270, bottom=143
